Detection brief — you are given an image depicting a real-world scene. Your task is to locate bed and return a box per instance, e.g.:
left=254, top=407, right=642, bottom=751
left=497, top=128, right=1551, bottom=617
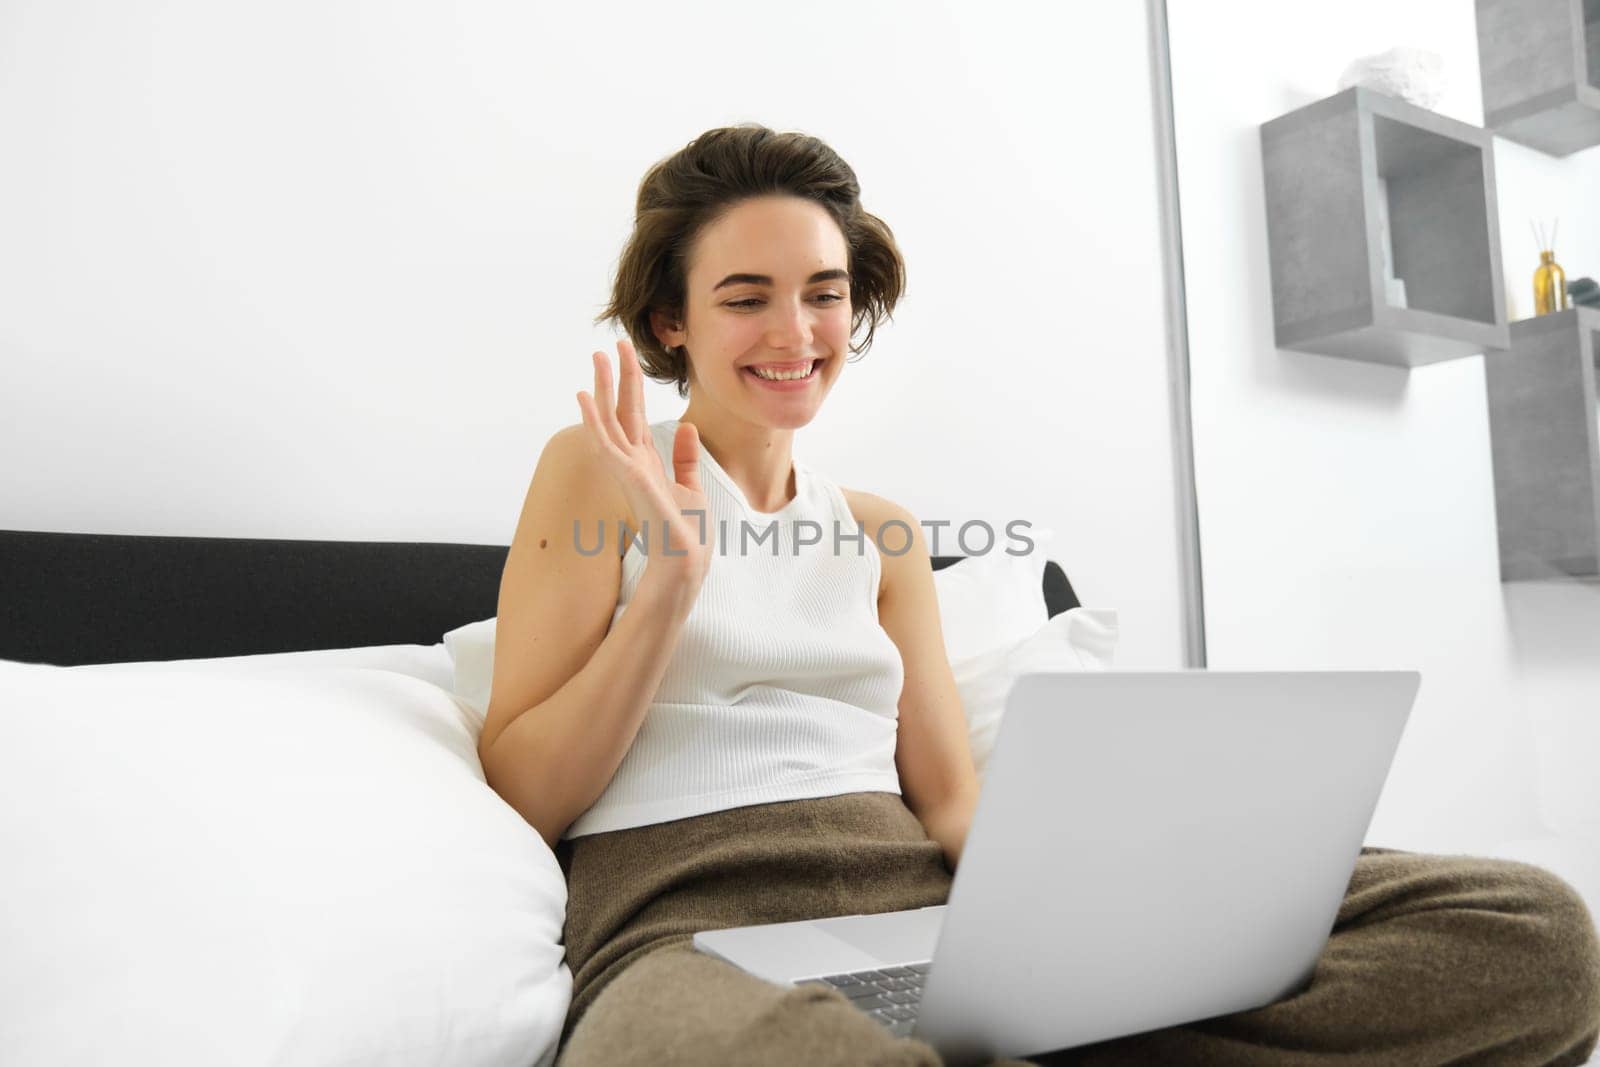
left=0, top=528, right=1112, bottom=1067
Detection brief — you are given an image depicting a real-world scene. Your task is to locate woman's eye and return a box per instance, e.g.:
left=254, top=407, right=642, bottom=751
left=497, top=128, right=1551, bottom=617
left=727, top=294, right=845, bottom=309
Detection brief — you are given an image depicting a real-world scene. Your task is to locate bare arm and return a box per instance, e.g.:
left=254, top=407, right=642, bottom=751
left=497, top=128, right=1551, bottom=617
left=479, top=566, right=699, bottom=850
left=845, top=489, right=981, bottom=872
left=478, top=339, right=713, bottom=850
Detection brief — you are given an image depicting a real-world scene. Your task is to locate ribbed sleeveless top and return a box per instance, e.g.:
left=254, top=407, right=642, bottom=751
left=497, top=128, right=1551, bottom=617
left=562, top=418, right=906, bottom=839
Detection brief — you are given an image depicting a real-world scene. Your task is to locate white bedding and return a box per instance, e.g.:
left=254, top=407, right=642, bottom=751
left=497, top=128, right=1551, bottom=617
left=0, top=563, right=1116, bottom=1066
left=0, top=659, right=570, bottom=1067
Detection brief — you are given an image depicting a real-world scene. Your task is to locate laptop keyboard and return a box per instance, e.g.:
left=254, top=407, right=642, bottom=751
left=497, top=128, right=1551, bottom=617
left=795, top=963, right=930, bottom=1038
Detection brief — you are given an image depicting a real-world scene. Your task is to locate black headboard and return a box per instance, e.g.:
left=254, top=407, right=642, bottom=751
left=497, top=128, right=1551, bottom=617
left=0, top=530, right=1079, bottom=667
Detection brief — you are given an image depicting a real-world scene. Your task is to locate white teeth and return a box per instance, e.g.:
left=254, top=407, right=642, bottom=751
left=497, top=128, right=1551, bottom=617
left=751, top=361, right=815, bottom=381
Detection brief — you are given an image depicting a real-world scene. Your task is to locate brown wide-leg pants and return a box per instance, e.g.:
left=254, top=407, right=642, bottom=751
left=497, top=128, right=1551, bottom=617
left=551, top=791, right=1600, bottom=1066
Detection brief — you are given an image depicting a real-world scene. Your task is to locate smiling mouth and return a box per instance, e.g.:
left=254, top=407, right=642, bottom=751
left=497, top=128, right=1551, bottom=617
left=744, top=359, right=822, bottom=382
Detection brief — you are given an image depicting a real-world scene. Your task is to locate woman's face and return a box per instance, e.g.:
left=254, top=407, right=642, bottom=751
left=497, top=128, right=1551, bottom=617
left=660, top=195, right=853, bottom=430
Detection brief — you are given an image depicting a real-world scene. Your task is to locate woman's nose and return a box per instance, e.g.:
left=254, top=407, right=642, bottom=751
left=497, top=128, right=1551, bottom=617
left=766, top=299, right=814, bottom=350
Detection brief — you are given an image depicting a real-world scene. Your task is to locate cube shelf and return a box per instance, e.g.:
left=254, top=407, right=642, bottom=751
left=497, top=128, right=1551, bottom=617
left=1260, top=86, right=1510, bottom=368
left=1475, top=0, right=1600, bottom=157
left=1483, top=307, right=1600, bottom=580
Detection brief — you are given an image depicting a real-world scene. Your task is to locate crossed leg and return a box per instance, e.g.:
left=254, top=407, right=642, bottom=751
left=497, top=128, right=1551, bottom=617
left=556, top=938, right=964, bottom=1066
left=558, top=848, right=1600, bottom=1066
left=1037, top=848, right=1600, bottom=1066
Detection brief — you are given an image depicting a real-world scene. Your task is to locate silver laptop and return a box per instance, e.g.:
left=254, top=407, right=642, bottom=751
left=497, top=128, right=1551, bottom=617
left=692, top=669, right=1420, bottom=1065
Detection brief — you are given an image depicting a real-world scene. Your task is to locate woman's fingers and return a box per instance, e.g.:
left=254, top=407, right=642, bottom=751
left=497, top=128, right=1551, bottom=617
left=575, top=389, right=608, bottom=455
left=591, top=350, right=629, bottom=452
left=672, top=421, right=704, bottom=495
left=577, top=384, right=623, bottom=459
left=580, top=352, right=652, bottom=475
left=614, top=338, right=646, bottom=445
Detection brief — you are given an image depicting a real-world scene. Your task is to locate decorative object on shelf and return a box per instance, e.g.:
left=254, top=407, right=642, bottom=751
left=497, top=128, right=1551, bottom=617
left=1482, top=307, right=1600, bottom=580
left=1531, top=218, right=1570, bottom=314
left=1336, top=46, right=1446, bottom=109
left=1569, top=277, right=1600, bottom=307
left=1259, top=86, right=1509, bottom=368
left=1474, top=0, right=1600, bottom=157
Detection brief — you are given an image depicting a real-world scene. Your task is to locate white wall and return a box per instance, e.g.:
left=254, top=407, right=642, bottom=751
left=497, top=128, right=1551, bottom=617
left=1168, top=0, right=1600, bottom=887
left=0, top=0, right=1188, bottom=669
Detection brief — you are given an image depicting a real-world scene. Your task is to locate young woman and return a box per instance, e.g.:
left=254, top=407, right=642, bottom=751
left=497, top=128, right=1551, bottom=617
left=477, top=125, right=1600, bottom=1066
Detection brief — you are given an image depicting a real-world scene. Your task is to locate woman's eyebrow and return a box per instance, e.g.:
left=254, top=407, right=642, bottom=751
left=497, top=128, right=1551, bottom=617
left=713, top=269, right=850, bottom=290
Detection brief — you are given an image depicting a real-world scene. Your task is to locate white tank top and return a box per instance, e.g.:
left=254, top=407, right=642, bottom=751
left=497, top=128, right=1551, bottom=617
left=562, top=418, right=906, bottom=839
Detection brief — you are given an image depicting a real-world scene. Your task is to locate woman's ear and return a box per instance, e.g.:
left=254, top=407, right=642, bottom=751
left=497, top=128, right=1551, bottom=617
left=649, top=308, right=685, bottom=350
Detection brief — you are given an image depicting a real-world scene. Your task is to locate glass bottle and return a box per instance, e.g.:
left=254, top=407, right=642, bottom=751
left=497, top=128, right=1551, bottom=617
left=1533, top=250, right=1569, bottom=315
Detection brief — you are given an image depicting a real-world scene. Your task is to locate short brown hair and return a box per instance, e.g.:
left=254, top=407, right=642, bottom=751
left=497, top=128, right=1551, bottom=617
left=594, top=124, right=906, bottom=399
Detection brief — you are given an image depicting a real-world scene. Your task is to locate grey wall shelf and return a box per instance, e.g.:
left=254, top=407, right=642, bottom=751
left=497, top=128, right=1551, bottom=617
left=1484, top=307, right=1600, bottom=580
left=1261, top=86, right=1510, bottom=369
left=1475, top=0, right=1600, bottom=157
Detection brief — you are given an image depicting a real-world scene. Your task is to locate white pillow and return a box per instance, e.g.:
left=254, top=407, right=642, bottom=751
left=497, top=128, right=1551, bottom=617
left=444, top=619, right=499, bottom=721
left=60, top=642, right=458, bottom=696
left=0, top=661, right=570, bottom=1067
left=441, top=529, right=1064, bottom=719
left=933, top=527, right=1058, bottom=665
left=952, top=607, right=1120, bottom=782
